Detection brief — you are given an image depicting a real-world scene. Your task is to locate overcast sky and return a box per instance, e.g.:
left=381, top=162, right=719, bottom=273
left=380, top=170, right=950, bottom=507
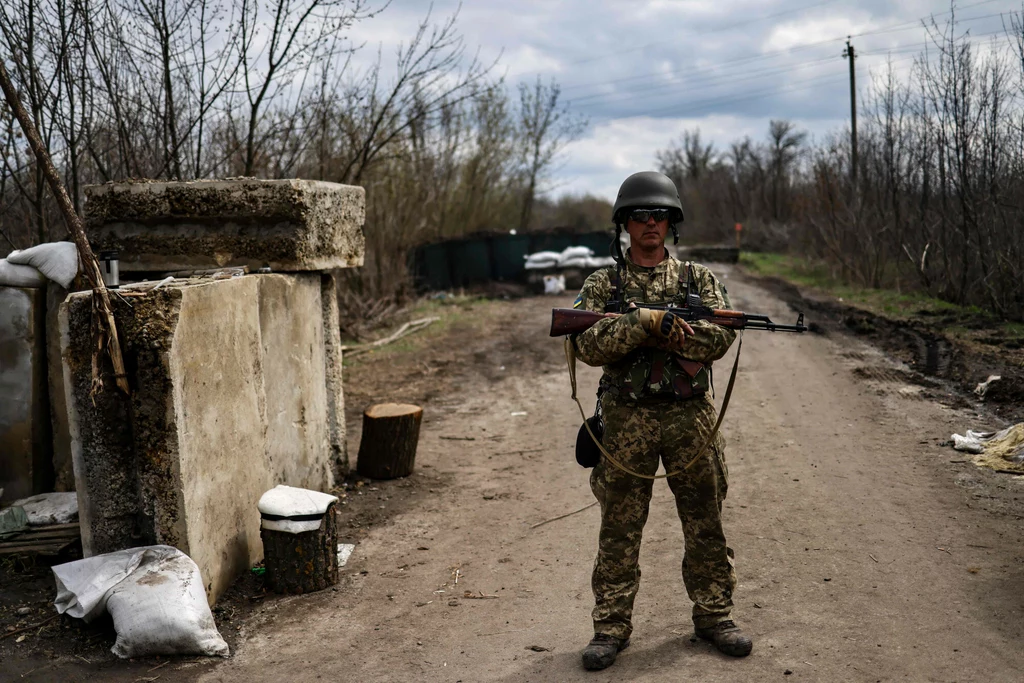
left=351, top=0, right=1018, bottom=200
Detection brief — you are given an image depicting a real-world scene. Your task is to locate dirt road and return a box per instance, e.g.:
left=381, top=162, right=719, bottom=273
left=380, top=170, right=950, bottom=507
left=4, top=266, right=1021, bottom=683
left=184, top=265, right=1024, bottom=683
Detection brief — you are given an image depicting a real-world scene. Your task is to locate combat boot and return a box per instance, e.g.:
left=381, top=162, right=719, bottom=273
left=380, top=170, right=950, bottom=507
left=581, top=633, right=630, bottom=670
left=695, top=620, right=753, bottom=657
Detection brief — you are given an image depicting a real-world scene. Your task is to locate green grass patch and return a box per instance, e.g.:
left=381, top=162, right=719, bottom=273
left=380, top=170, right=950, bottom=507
left=739, top=252, right=1024, bottom=343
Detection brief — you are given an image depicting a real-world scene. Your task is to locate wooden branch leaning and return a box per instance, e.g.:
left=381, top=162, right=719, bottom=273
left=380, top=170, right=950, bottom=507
left=342, top=317, right=440, bottom=358
left=0, top=60, right=129, bottom=396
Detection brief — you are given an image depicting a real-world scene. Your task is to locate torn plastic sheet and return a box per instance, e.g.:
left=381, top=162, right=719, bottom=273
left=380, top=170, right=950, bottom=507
left=951, top=423, right=1024, bottom=472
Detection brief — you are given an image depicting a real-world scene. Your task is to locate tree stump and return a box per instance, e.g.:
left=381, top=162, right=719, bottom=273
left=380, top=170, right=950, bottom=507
left=260, top=502, right=338, bottom=594
left=356, top=403, right=423, bottom=479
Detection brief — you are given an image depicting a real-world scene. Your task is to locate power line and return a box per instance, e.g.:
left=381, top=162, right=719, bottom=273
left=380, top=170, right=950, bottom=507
left=592, top=51, right=923, bottom=123
left=566, top=55, right=840, bottom=107
left=559, top=0, right=1012, bottom=97
left=637, top=71, right=850, bottom=120
left=858, top=28, right=1010, bottom=56
left=569, top=46, right=935, bottom=115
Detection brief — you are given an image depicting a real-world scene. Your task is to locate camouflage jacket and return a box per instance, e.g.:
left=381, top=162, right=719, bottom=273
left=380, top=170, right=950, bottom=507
left=572, top=253, right=736, bottom=400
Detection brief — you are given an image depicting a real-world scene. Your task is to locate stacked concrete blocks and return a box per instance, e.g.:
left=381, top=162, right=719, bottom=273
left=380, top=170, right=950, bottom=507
left=61, top=178, right=363, bottom=602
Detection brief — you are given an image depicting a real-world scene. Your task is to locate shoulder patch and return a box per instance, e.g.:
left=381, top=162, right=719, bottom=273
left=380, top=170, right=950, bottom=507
left=573, top=293, right=584, bottom=309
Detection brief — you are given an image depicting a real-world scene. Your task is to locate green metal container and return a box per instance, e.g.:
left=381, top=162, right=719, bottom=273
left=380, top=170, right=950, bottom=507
left=489, top=233, right=532, bottom=281
left=414, top=243, right=452, bottom=291
left=448, top=237, right=493, bottom=287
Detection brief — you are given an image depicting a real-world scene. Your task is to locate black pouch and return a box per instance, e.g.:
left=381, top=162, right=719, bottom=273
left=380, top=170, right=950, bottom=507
left=575, top=415, right=603, bottom=468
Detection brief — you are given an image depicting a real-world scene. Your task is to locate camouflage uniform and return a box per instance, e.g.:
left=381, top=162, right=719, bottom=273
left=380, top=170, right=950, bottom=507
left=573, top=252, right=737, bottom=640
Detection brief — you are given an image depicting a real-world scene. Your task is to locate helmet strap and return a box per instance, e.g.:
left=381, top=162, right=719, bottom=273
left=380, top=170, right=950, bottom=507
left=612, top=222, right=627, bottom=266
left=671, top=224, right=679, bottom=245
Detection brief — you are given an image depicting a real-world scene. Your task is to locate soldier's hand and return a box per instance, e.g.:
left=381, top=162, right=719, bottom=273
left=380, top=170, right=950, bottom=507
left=639, top=309, right=694, bottom=343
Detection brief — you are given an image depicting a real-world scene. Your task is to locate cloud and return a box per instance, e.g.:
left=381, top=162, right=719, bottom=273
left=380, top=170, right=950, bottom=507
left=346, top=0, right=1023, bottom=198
left=763, top=14, right=874, bottom=51
left=555, top=113, right=798, bottom=200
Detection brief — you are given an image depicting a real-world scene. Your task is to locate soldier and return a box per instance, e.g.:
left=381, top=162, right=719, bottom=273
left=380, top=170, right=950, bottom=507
left=571, top=171, right=752, bottom=671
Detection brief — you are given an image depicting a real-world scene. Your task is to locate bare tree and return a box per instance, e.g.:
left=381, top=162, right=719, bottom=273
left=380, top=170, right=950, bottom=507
left=515, top=77, right=585, bottom=232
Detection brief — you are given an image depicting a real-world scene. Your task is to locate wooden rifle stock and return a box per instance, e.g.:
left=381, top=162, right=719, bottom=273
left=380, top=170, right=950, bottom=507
left=550, top=308, right=613, bottom=336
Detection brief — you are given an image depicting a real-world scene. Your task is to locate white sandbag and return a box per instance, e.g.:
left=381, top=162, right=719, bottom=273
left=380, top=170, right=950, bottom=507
left=557, top=246, right=594, bottom=265
left=524, top=259, right=558, bottom=270
left=584, top=256, right=617, bottom=268
left=559, top=257, right=590, bottom=268
left=0, top=259, right=47, bottom=287
left=7, top=241, right=78, bottom=288
left=524, top=251, right=561, bottom=266
left=11, top=492, right=78, bottom=525
left=53, top=545, right=229, bottom=658
left=106, top=549, right=229, bottom=658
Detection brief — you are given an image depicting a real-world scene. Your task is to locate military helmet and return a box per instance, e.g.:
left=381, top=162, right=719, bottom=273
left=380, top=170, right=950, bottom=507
left=611, top=171, right=684, bottom=225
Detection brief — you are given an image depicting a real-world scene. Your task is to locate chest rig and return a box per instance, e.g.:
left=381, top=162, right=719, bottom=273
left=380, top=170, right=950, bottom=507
left=600, top=260, right=711, bottom=401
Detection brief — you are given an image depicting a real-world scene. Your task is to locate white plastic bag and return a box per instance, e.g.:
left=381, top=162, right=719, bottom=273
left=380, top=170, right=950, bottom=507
left=53, top=545, right=229, bottom=658
left=952, top=424, right=1024, bottom=463
left=11, top=492, right=78, bottom=525
left=7, top=241, right=78, bottom=288
left=543, top=274, right=566, bottom=295
left=0, top=258, right=47, bottom=287
left=258, top=484, right=338, bottom=534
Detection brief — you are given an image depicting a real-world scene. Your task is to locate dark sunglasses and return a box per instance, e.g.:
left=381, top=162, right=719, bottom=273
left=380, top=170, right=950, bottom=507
left=628, top=209, right=671, bottom=223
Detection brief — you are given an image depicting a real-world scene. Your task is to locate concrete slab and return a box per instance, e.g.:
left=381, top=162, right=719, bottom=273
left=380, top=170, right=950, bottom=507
left=0, top=287, right=53, bottom=503
left=257, top=273, right=330, bottom=490
left=60, top=273, right=340, bottom=602
left=84, top=178, right=365, bottom=273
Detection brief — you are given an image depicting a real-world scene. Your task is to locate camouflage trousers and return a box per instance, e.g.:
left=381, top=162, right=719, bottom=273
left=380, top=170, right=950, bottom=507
left=590, top=392, right=736, bottom=640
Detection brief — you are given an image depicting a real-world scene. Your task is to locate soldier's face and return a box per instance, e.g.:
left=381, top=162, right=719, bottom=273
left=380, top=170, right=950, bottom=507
left=626, top=213, right=669, bottom=250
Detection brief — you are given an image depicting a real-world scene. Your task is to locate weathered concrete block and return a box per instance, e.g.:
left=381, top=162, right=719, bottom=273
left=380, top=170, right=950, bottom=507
left=0, top=287, right=53, bottom=503
left=258, top=274, right=330, bottom=488
left=46, top=283, right=74, bottom=492
left=321, top=273, right=348, bottom=478
left=60, top=273, right=340, bottom=602
left=84, top=178, right=365, bottom=273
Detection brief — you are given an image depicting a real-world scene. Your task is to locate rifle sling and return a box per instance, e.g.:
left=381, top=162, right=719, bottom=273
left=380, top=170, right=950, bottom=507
left=564, top=333, right=743, bottom=480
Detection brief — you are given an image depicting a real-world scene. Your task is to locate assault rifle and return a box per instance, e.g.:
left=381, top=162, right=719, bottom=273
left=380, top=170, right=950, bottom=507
left=550, top=301, right=807, bottom=337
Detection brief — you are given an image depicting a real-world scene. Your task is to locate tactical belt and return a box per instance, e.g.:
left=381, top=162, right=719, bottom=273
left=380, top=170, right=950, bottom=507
left=564, top=334, right=743, bottom=480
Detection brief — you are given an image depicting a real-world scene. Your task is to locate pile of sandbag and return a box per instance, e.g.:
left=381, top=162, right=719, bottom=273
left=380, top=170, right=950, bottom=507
left=524, top=246, right=616, bottom=270
left=0, top=242, right=78, bottom=288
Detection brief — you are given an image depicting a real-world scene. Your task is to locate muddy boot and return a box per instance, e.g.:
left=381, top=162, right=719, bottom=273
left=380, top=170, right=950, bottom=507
left=581, top=633, right=630, bottom=671
left=695, top=620, right=753, bottom=657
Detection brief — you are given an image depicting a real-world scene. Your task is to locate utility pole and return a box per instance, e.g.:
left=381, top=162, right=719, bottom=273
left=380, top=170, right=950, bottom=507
left=843, top=38, right=857, bottom=187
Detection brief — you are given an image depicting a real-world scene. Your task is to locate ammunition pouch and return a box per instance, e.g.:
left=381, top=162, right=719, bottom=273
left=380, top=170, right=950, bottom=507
left=575, top=415, right=604, bottom=468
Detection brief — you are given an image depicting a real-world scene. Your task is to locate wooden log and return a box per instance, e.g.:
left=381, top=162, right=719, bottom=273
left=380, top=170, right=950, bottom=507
left=260, top=502, right=338, bottom=594
left=356, top=403, right=423, bottom=479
